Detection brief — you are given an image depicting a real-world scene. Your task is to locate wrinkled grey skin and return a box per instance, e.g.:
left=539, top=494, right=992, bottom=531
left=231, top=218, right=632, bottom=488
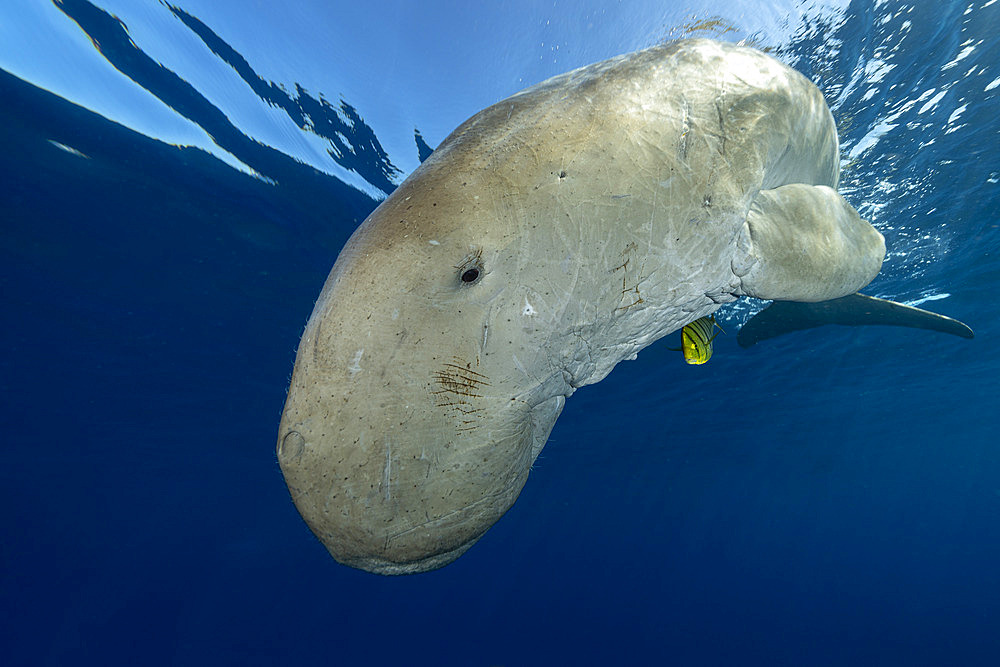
left=277, top=39, right=885, bottom=574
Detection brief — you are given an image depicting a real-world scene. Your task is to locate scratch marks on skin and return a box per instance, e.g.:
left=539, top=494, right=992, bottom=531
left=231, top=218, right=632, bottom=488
left=612, top=242, right=646, bottom=312
left=715, top=99, right=728, bottom=156
left=431, top=357, right=490, bottom=432
left=432, top=358, right=489, bottom=398
left=512, top=353, right=529, bottom=378
left=382, top=440, right=392, bottom=502
left=679, top=98, right=691, bottom=160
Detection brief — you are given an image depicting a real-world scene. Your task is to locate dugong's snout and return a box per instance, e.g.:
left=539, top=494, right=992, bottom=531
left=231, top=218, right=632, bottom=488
left=277, top=361, right=566, bottom=574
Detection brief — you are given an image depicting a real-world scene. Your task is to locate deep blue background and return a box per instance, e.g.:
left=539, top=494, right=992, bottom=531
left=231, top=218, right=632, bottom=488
left=3, top=1, right=1000, bottom=664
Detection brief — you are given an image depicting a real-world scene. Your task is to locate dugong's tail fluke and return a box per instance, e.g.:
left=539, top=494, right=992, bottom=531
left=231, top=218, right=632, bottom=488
left=737, top=293, right=975, bottom=348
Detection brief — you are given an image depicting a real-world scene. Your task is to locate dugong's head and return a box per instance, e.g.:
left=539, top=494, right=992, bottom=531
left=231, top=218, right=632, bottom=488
left=277, top=94, right=600, bottom=574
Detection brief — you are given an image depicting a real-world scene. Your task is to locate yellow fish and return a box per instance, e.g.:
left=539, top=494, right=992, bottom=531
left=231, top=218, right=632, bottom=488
left=670, top=315, right=724, bottom=365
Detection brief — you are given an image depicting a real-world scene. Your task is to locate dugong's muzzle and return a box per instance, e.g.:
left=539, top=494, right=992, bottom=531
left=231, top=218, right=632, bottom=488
left=276, top=292, right=567, bottom=574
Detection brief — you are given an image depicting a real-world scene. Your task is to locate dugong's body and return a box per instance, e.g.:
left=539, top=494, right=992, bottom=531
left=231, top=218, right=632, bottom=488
left=277, top=39, right=886, bottom=574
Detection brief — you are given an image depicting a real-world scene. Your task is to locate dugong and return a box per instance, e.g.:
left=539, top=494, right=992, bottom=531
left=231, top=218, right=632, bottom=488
left=277, top=39, right=971, bottom=574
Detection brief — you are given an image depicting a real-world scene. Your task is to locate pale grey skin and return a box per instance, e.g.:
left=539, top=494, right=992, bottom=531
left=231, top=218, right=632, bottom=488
left=277, top=39, right=885, bottom=574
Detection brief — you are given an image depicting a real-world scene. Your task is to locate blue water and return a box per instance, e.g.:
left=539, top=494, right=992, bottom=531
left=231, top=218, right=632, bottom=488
left=3, top=1, right=1000, bottom=664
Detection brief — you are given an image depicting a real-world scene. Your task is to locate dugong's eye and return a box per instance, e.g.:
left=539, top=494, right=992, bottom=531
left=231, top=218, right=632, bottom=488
left=462, top=266, right=483, bottom=285
left=457, top=249, right=484, bottom=286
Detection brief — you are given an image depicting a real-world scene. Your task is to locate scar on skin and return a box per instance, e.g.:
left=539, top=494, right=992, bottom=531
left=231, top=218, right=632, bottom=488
left=612, top=242, right=645, bottom=312
left=348, top=348, right=364, bottom=377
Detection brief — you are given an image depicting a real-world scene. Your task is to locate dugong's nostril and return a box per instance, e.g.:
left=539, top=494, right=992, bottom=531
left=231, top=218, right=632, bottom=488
left=278, top=430, right=305, bottom=462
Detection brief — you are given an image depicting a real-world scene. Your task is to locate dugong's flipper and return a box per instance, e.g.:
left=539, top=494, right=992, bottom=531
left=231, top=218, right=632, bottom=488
left=732, top=182, right=972, bottom=347
left=737, top=184, right=886, bottom=302
left=737, top=293, right=975, bottom=347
